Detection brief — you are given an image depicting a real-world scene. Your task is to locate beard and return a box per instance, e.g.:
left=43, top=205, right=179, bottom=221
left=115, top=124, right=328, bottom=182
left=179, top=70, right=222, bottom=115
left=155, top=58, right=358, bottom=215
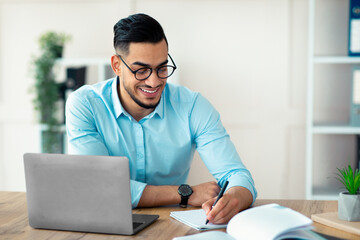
left=122, top=79, right=162, bottom=109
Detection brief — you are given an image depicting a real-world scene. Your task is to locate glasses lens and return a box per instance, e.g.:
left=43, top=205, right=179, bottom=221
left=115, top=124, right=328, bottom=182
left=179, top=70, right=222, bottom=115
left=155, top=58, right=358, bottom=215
left=158, top=66, right=175, bottom=79
left=135, top=68, right=152, bottom=80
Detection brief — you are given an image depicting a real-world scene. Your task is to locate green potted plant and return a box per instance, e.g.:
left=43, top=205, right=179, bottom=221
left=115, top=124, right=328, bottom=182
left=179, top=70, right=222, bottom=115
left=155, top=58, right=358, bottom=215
left=38, top=31, right=71, bottom=58
left=31, top=31, right=71, bottom=153
left=335, top=164, right=360, bottom=221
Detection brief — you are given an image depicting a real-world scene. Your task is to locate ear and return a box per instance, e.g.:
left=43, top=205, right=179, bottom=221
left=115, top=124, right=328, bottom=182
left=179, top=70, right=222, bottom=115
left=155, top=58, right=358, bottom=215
left=111, top=55, right=121, bottom=75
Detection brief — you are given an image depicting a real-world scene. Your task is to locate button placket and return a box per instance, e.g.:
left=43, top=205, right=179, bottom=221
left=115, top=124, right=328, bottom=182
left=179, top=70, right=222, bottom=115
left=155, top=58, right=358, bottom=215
left=134, top=123, right=145, bottom=182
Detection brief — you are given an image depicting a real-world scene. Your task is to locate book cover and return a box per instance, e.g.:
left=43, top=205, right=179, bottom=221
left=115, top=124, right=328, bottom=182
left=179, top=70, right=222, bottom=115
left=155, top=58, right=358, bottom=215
left=349, top=0, right=360, bottom=56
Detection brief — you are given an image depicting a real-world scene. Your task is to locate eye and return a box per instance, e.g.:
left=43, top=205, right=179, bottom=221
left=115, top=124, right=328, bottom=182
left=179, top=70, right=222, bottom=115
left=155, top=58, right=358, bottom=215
left=136, top=68, right=151, bottom=75
left=158, top=66, right=168, bottom=73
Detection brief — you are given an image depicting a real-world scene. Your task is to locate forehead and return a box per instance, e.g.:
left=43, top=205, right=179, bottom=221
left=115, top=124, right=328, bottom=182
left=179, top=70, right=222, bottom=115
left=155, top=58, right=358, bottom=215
left=127, top=39, right=168, bottom=63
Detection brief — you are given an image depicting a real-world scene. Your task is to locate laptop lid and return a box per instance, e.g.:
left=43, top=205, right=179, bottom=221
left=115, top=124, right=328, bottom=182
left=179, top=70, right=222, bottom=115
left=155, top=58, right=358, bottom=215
left=23, top=153, right=158, bottom=235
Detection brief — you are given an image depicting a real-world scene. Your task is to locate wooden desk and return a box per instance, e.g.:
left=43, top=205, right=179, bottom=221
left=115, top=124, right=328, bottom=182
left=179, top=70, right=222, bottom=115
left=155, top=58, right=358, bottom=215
left=0, top=191, right=358, bottom=239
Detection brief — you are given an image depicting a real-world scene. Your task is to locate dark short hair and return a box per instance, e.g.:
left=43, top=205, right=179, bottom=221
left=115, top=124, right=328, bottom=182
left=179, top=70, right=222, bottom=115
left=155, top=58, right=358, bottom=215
left=113, top=13, right=168, bottom=56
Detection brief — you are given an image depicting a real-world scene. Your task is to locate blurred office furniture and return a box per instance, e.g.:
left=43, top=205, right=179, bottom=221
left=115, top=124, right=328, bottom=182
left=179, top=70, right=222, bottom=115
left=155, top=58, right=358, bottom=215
left=39, top=58, right=114, bottom=154
left=306, top=0, right=360, bottom=200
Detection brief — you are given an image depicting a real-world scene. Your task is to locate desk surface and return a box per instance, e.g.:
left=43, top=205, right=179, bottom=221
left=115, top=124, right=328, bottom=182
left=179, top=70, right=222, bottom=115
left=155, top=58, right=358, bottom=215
left=0, top=191, right=358, bottom=240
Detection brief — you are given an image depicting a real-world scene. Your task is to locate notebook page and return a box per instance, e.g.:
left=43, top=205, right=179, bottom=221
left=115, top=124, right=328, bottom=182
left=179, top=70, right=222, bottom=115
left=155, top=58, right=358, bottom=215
left=170, top=209, right=227, bottom=230
left=173, top=231, right=235, bottom=240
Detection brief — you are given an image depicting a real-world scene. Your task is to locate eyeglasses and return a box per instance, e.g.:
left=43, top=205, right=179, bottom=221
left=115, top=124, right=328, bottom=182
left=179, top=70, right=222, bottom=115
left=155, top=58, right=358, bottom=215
left=117, top=53, right=177, bottom=81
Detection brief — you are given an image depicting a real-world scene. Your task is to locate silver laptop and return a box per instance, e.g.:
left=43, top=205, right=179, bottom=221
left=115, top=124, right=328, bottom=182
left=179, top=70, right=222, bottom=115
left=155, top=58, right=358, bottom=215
left=23, top=153, right=159, bottom=235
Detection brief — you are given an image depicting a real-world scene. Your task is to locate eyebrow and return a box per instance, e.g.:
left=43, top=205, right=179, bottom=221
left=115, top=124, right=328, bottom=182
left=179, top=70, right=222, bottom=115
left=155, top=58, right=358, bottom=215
left=131, top=59, right=169, bottom=68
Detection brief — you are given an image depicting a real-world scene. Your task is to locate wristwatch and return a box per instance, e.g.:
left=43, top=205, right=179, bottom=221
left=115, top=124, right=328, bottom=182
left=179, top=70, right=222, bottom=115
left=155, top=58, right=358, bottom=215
left=178, top=184, right=193, bottom=208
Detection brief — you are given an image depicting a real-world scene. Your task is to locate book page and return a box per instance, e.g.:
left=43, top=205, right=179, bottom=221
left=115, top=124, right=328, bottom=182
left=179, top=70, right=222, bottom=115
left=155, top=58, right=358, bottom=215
left=353, top=70, right=360, bottom=104
left=227, top=204, right=313, bottom=239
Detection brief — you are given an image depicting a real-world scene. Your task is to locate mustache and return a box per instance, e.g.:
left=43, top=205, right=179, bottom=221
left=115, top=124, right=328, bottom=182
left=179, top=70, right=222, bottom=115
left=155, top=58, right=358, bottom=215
left=137, top=83, right=163, bottom=88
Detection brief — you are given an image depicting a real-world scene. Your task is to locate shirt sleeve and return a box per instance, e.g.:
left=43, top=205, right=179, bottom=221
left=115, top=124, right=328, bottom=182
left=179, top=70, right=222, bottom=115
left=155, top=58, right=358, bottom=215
left=65, top=91, right=147, bottom=208
left=189, top=94, right=257, bottom=203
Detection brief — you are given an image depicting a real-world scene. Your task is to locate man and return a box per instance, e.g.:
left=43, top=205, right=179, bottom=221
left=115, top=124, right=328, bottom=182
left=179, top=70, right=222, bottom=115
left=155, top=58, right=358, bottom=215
left=66, top=13, right=257, bottom=224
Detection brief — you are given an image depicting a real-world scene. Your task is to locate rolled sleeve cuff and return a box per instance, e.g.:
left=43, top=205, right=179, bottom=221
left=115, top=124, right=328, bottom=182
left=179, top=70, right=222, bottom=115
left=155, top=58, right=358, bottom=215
left=130, top=180, right=147, bottom=208
left=226, top=173, right=257, bottom=205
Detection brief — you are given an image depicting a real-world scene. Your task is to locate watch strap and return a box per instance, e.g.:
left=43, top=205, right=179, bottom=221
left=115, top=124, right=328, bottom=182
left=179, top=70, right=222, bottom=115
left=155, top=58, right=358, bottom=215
left=180, top=195, right=189, bottom=208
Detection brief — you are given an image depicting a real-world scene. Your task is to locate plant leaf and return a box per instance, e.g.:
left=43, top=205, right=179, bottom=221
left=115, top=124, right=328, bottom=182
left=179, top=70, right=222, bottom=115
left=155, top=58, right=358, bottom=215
left=335, top=166, right=360, bottom=194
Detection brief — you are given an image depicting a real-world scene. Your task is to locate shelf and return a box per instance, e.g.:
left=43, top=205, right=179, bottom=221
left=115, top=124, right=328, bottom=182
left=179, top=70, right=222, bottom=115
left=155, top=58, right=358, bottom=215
left=314, top=56, right=360, bottom=64
left=54, top=57, right=113, bottom=83
left=38, top=124, right=66, bottom=132
left=312, top=194, right=339, bottom=201
left=55, top=58, right=110, bottom=65
left=312, top=125, right=360, bottom=134
left=306, top=0, right=359, bottom=200
left=312, top=187, right=341, bottom=200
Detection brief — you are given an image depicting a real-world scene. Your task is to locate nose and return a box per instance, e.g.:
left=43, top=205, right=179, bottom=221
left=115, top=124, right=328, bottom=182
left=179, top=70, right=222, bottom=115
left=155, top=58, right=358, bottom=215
left=143, top=71, right=164, bottom=88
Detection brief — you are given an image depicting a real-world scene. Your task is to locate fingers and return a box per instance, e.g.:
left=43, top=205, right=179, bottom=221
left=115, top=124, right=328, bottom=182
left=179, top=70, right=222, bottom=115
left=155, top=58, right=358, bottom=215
left=203, top=186, right=253, bottom=225
left=204, top=195, right=240, bottom=224
left=202, top=198, right=215, bottom=215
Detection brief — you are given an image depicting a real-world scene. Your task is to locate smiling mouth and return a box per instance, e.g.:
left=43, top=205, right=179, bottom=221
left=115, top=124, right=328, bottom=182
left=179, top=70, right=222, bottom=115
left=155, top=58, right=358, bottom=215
left=139, top=87, right=159, bottom=94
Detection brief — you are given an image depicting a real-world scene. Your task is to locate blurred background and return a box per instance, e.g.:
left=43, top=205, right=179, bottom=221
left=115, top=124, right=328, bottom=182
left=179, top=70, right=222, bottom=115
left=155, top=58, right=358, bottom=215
left=0, top=0, right=356, bottom=200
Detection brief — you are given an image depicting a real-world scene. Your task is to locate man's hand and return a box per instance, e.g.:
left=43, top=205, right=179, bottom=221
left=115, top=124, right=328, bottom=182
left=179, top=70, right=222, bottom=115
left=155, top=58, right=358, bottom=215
left=202, top=186, right=253, bottom=224
left=188, top=181, right=220, bottom=207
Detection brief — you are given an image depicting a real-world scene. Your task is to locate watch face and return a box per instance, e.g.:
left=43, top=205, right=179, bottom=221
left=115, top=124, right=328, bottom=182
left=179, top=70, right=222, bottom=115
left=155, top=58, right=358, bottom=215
left=178, top=184, right=193, bottom=197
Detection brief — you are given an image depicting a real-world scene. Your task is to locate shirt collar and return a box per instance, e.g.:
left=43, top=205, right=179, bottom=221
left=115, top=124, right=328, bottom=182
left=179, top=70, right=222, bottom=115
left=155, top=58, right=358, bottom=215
left=112, top=76, right=124, bottom=118
left=138, top=87, right=165, bottom=121
left=153, top=88, right=164, bottom=119
left=112, top=76, right=165, bottom=120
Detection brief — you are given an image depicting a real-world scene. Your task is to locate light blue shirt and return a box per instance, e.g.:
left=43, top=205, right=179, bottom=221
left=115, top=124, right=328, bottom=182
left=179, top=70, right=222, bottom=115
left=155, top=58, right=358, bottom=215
left=66, top=77, right=257, bottom=207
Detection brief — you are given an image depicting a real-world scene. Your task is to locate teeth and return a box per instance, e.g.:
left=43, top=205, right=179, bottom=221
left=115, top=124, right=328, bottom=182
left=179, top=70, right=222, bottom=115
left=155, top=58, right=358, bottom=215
left=141, top=88, right=157, bottom=93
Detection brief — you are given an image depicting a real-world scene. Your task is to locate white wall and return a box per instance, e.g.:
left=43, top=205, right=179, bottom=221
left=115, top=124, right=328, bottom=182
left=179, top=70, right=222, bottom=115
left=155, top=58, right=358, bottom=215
left=0, top=0, right=309, bottom=199
left=0, top=0, right=131, bottom=190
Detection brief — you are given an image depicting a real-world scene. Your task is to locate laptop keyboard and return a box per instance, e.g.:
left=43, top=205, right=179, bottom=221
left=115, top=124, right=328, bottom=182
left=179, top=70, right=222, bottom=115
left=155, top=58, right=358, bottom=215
left=133, top=222, right=143, bottom=229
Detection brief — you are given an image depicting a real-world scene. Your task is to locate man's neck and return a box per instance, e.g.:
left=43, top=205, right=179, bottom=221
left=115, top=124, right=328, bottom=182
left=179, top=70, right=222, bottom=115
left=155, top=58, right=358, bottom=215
left=117, top=83, right=155, bottom=122
left=127, top=106, right=154, bottom=122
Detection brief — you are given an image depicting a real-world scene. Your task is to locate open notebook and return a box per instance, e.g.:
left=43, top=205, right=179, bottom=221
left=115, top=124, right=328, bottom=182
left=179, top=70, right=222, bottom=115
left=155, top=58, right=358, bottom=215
left=172, top=204, right=327, bottom=240
left=170, top=209, right=227, bottom=230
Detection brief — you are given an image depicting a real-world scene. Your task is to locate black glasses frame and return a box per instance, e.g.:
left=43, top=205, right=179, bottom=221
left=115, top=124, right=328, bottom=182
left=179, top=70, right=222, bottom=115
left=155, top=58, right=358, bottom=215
left=117, top=53, right=177, bottom=81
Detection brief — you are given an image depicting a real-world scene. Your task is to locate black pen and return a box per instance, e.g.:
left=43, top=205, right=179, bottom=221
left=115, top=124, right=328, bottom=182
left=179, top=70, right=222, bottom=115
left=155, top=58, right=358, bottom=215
left=205, top=180, right=229, bottom=225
